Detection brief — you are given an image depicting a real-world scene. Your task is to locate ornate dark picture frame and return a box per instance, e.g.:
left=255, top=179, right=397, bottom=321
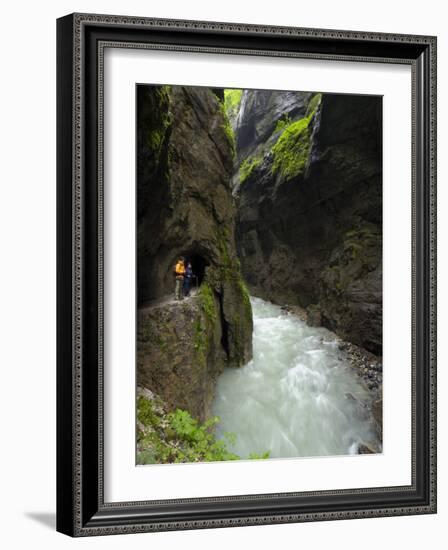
left=56, top=13, right=437, bottom=537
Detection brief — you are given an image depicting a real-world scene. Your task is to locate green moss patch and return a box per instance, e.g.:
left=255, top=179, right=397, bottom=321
left=219, top=102, right=236, bottom=156
left=137, top=395, right=161, bottom=428
left=224, top=88, right=243, bottom=119
left=271, top=116, right=312, bottom=180
left=193, top=316, right=207, bottom=355
left=271, top=92, right=322, bottom=181
left=306, top=92, right=322, bottom=118
left=144, top=85, right=172, bottom=156
left=199, top=282, right=217, bottom=323
left=274, top=114, right=292, bottom=134
left=239, top=155, right=263, bottom=184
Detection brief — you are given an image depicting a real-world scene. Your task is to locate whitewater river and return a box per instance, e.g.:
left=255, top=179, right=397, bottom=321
left=212, top=297, right=379, bottom=459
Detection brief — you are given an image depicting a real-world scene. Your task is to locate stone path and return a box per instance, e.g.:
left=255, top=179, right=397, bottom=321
left=140, top=288, right=199, bottom=312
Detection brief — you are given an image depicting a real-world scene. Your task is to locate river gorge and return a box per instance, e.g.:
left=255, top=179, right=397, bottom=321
left=213, top=297, right=380, bottom=459
left=136, top=84, right=382, bottom=464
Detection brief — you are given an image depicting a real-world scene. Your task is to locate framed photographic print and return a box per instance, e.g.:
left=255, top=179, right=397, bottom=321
left=56, top=13, right=437, bottom=536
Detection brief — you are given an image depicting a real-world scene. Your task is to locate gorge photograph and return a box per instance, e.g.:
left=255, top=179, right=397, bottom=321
left=136, top=83, right=383, bottom=465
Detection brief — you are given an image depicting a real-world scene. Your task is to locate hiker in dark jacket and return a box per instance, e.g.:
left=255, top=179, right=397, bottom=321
left=183, top=263, right=194, bottom=297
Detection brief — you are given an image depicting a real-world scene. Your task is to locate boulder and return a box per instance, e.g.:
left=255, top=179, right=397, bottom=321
left=137, top=295, right=224, bottom=421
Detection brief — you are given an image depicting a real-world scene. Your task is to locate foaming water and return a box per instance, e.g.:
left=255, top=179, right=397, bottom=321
left=212, top=297, right=379, bottom=459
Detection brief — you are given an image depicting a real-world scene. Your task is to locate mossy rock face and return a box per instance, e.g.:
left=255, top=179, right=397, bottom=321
left=236, top=92, right=382, bottom=355
left=235, top=89, right=312, bottom=162
left=271, top=93, right=321, bottom=181
left=239, top=155, right=263, bottom=185
left=137, top=294, right=225, bottom=421
left=319, top=223, right=382, bottom=354
left=205, top=227, right=253, bottom=367
left=271, top=116, right=313, bottom=180
left=305, top=92, right=322, bottom=117
left=219, top=101, right=236, bottom=157
left=220, top=276, right=253, bottom=368
left=137, top=85, right=253, bottom=418
left=136, top=86, right=172, bottom=221
left=224, top=88, right=243, bottom=129
left=137, top=85, right=238, bottom=303
left=137, top=275, right=252, bottom=422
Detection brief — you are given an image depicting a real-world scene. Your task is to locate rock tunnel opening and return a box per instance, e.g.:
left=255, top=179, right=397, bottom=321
left=181, top=253, right=208, bottom=288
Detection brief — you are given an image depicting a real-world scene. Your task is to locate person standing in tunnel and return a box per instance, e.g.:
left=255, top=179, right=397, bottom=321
left=174, top=257, right=185, bottom=300
left=183, top=262, right=194, bottom=297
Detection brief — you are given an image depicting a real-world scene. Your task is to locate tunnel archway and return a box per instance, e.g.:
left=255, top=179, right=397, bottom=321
left=184, top=253, right=208, bottom=287
left=175, top=252, right=208, bottom=290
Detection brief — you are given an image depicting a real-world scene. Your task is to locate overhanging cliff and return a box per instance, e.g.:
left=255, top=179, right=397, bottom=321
left=137, top=85, right=253, bottom=420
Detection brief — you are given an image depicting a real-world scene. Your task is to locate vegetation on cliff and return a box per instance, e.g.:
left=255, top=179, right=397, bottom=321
left=224, top=88, right=243, bottom=120
left=136, top=84, right=383, bottom=464
left=271, top=93, right=321, bottom=181
left=274, top=114, right=292, bottom=134
left=199, top=282, right=218, bottom=323
left=236, top=90, right=382, bottom=353
left=207, top=227, right=254, bottom=367
left=305, top=92, right=322, bottom=117
left=137, top=84, right=253, bottom=430
left=219, top=102, right=236, bottom=156
left=137, top=390, right=269, bottom=464
left=137, top=391, right=239, bottom=464
left=144, top=85, right=172, bottom=154
left=239, top=155, right=263, bottom=185
left=193, top=282, right=218, bottom=367
left=138, top=295, right=226, bottom=422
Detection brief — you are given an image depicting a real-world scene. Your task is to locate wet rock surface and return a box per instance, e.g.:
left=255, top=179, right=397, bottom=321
left=137, top=86, right=253, bottom=419
left=235, top=91, right=382, bottom=355
left=236, top=90, right=312, bottom=163
left=137, top=295, right=225, bottom=421
left=337, top=339, right=383, bottom=443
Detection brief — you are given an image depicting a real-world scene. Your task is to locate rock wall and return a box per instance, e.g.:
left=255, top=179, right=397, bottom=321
left=137, top=85, right=253, bottom=419
left=235, top=90, right=382, bottom=355
left=236, top=89, right=312, bottom=164
left=138, top=294, right=225, bottom=422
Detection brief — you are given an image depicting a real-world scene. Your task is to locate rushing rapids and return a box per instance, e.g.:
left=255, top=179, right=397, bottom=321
left=212, top=297, right=380, bottom=459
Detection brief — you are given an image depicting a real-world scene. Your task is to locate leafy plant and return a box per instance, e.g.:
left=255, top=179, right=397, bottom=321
left=137, top=394, right=270, bottom=465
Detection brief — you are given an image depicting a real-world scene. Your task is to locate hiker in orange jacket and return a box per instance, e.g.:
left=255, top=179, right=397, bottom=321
left=174, top=257, right=186, bottom=300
